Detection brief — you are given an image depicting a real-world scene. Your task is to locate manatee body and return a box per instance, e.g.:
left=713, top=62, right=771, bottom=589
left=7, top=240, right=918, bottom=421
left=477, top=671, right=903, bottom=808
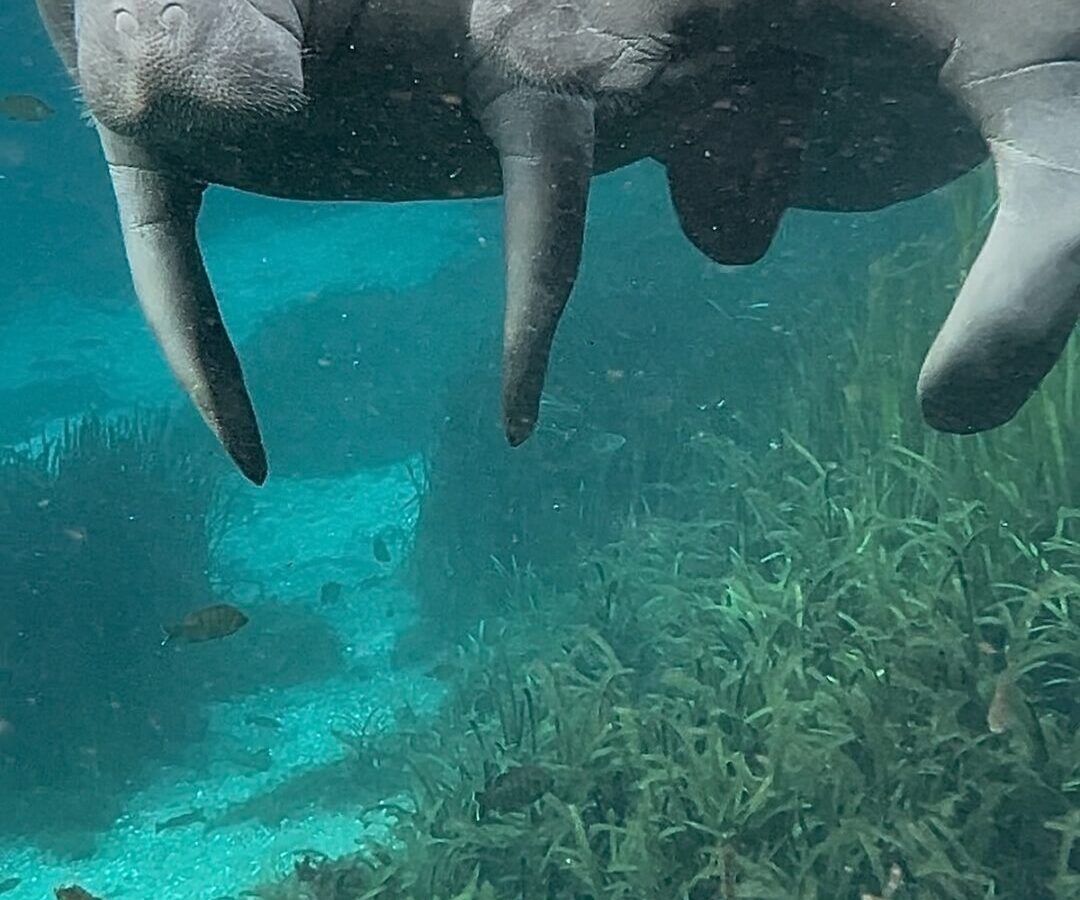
left=34, top=0, right=1080, bottom=484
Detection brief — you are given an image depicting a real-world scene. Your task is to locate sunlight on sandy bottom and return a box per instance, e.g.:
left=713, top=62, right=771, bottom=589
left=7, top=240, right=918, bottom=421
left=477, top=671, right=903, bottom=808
left=0, top=461, right=443, bottom=900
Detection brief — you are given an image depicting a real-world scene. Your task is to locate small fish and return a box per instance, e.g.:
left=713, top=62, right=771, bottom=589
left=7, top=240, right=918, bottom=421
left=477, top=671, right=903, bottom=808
left=585, top=430, right=627, bottom=456
left=987, top=667, right=1048, bottom=764
left=424, top=660, right=459, bottom=681
left=244, top=714, right=283, bottom=730
left=372, top=534, right=391, bottom=564
left=0, top=93, right=54, bottom=122
left=475, top=765, right=554, bottom=818
left=154, top=808, right=206, bottom=833
left=224, top=746, right=272, bottom=772
left=319, top=581, right=344, bottom=606
left=0, top=877, right=21, bottom=895
left=54, top=886, right=103, bottom=900
left=62, top=526, right=88, bottom=543
left=987, top=669, right=1029, bottom=734
left=161, top=603, right=249, bottom=645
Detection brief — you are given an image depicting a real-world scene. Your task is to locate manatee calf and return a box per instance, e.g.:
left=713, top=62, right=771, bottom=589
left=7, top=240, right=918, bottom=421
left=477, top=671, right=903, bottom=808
left=34, top=0, right=1080, bottom=484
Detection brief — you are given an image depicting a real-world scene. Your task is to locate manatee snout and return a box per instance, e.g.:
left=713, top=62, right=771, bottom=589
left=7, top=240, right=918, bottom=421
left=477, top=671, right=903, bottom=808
left=74, top=0, right=307, bottom=136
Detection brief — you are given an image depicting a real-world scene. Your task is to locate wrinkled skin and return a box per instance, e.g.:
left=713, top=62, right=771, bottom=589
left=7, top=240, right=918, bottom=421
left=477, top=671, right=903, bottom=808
left=34, top=0, right=1080, bottom=484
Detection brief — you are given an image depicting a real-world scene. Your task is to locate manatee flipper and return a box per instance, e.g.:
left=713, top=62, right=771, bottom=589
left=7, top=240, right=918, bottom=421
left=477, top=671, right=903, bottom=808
left=918, top=62, right=1080, bottom=433
left=478, top=87, right=595, bottom=446
left=98, top=128, right=268, bottom=484
left=663, top=48, right=824, bottom=266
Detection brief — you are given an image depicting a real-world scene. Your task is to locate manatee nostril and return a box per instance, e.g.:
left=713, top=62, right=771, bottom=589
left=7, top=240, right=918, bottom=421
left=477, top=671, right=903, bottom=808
left=113, top=8, right=138, bottom=38
left=160, top=2, right=188, bottom=28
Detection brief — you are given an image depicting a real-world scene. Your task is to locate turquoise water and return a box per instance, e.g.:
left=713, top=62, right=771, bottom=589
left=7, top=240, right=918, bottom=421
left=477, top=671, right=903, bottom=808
left=3, top=4, right=1077, bottom=900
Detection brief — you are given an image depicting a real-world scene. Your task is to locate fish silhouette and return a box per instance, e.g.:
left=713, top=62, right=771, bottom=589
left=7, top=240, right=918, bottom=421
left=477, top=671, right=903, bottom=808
left=0, top=94, right=54, bottom=122
left=319, top=581, right=344, bottom=606
left=54, top=887, right=103, bottom=900
left=154, top=809, right=206, bottom=833
left=372, top=534, right=391, bottom=564
left=161, top=603, right=249, bottom=645
left=987, top=667, right=1048, bottom=765
left=475, top=765, right=554, bottom=818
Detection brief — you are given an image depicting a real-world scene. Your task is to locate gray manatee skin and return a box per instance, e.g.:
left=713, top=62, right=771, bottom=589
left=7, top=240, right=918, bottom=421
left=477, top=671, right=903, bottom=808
left=33, top=0, right=1080, bottom=484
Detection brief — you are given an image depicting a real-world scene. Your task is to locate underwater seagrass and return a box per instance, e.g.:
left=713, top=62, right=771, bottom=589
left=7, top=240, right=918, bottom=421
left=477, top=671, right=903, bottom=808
left=0, top=412, right=219, bottom=832
left=246, top=433, right=1080, bottom=898
left=245, top=173, right=1080, bottom=900
left=33, top=0, right=1080, bottom=483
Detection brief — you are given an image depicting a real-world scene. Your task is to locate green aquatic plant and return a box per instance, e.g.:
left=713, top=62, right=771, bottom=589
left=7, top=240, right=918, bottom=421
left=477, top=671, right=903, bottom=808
left=249, top=439, right=1078, bottom=896
left=0, top=410, right=220, bottom=837
left=247, top=167, right=1079, bottom=898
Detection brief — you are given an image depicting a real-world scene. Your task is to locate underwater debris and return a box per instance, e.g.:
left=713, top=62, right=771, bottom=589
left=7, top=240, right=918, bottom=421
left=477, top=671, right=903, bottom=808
left=319, top=581, right=344, bottom=606
left=292, top=849, right=331, bottom=882
left=54, top=886, right=103, bottom=900
left=61, top=525, right=87, bottom=543
left=154, top=808, right=207, bottom=833
left=475, top=764, right=554, bottom=818
left=861, top=862, right=904, bottom=900
left=287, top=849, right=371, bottom=897
left=0, top=93, right=53, bottom=121
left=0, top=877, right=20, bottom=895
left=161, top=603, right=249, bottom=645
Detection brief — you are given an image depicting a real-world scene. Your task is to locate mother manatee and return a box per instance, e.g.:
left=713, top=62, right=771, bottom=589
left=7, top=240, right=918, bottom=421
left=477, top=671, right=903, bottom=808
left=34, top=0, right=1080, bottom=483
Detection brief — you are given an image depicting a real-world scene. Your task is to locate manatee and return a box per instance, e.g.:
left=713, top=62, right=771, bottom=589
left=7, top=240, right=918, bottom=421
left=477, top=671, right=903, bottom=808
left=34, top=0, right=1080, bottom=484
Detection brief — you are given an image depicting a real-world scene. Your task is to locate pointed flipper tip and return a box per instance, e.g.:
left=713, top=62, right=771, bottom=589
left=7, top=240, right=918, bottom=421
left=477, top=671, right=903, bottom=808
left=504, top=414, right=536, bottom=448
left=229, top=442, right=269, bottom=486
